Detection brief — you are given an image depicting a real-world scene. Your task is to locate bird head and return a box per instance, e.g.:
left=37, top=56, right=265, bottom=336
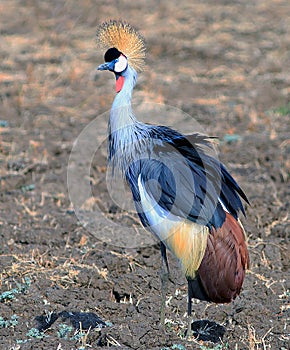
left=97, top=47, right=128, bottom=93
left=96, top=20, right=145, bottom=93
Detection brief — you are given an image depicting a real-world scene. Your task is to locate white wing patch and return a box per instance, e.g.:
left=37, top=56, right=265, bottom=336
left=137, top=175, right=209, bottom=277
left=218, top=198, right=230, bottom=213
left=137, top=175, right=180, bottom=241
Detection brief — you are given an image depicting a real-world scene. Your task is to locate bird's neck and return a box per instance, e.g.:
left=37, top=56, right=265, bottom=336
left=108, top=65, right=145, bottom=172
left=110, top=65, right=137, bottom=130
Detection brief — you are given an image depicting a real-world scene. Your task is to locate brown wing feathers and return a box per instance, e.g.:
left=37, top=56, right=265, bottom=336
left=197, top=213, right=249, bottom=303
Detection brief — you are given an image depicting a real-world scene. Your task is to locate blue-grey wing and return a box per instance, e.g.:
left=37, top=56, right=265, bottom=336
left=125, top=127, right=248, bottom=229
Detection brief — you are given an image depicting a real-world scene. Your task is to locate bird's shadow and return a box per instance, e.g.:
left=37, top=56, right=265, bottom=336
left=188, top=319, right=226, bottom=343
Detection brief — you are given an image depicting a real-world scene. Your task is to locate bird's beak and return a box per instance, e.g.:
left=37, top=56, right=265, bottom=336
left=97, top=61, right=115, bottom=71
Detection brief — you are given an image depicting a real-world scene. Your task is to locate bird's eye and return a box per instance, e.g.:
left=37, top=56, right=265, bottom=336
left=114, top=55, right=128, bottom=73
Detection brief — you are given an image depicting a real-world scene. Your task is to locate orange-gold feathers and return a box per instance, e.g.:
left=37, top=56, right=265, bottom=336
left=96, top=20, right=146, bottom=72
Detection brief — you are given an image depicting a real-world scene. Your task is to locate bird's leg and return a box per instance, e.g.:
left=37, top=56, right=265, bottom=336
left=160, top=241, right=170, bottom=325
left=187, top=280, right=193, bottom=338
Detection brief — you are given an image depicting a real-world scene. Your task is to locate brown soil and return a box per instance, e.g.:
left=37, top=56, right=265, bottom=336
left=0, top=1, right=289, bottom=349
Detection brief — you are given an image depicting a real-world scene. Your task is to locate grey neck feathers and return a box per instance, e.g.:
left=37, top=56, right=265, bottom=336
left=110, top=65, right=137, bottom=132
left=108, top=65, right=150, bottom=174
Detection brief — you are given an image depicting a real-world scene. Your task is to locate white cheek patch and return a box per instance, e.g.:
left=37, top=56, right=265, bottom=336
left=114, top=55, right=128, bottom=73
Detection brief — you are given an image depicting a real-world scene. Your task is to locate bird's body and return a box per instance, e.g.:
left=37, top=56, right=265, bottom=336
left=96, top=20, right=249, bottom=327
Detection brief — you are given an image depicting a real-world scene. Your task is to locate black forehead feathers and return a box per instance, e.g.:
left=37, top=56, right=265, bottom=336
left=104, top=47, right=122, bottom=62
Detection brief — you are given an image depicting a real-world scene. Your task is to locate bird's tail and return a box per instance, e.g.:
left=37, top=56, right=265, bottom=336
left=197, top=213, right=249, bottom=303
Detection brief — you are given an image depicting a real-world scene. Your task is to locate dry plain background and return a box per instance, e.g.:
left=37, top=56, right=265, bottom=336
left=0, top=0, right=289, bottom=349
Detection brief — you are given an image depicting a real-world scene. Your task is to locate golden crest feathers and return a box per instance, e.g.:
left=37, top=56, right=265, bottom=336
left=96, top=20, right=146, bottom=72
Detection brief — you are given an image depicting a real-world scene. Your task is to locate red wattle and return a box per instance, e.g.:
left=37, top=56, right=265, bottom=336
left=116, top=76, right=125, bottom=93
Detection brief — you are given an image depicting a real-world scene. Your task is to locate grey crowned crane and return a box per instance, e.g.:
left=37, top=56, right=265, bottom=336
left=96, top=20, right=249, bottom=335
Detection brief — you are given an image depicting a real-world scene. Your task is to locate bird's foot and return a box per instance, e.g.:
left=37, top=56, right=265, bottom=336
left=186, top=318, right=193, bottom=339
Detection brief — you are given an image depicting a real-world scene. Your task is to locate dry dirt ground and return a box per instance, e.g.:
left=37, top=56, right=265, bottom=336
left=0, top=1, right=289, bottom=349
